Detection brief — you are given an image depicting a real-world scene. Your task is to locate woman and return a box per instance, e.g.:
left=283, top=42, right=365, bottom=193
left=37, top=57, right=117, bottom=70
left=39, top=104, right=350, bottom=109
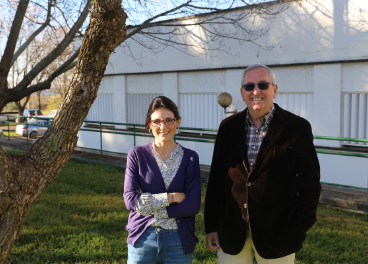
left=124, top=96, right=201, bottom=264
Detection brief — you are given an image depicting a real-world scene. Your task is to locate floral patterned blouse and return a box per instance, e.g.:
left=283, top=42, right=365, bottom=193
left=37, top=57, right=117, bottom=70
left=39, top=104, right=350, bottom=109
left=135, top=142, right=184, bottom=230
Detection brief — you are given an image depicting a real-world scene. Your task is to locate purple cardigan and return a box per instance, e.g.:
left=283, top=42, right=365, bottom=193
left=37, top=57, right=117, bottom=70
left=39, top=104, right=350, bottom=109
left=123, top=143, right=201, bottom=254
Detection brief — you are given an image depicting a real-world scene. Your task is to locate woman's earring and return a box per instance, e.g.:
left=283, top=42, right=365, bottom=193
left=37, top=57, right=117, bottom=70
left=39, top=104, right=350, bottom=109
left=176, top=127, right=179, bottom=134
left=148, top=128, right=151, bottom=133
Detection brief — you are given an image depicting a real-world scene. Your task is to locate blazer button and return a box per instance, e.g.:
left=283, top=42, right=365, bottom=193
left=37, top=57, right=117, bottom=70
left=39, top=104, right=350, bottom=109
left=177, top=220, right=180, bottom=223
left=244, top=204, right=247, bottom=208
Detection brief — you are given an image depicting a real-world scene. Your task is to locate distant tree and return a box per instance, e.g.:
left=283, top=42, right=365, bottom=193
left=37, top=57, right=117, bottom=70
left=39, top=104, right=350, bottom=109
left=0, top=0, right=91, bottom=113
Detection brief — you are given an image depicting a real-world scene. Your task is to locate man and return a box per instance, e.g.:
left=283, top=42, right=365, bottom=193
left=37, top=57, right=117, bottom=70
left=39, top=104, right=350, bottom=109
left=204, top=64, right=321, bottom=263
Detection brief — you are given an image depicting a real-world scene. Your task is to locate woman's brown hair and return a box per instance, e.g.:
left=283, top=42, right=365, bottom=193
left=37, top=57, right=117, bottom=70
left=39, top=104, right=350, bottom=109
left=145, top=96, right=181, bottom=131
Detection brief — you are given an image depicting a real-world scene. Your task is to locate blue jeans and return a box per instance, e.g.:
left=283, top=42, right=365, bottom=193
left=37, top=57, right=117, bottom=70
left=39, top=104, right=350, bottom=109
left=127, top=226, right=193, bottom=264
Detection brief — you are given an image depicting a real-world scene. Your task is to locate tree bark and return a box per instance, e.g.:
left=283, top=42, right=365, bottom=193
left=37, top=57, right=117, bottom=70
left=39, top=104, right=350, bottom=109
left=36, top=91, right=41, bottom=110
left=0, top=0, right=127, bottom=262
left=14, top=96, right=30, bottom=123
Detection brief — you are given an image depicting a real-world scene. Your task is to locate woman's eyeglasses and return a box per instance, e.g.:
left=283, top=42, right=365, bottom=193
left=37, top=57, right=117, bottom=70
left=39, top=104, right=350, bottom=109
left=242, top=82, right=274, bottom=91
left=150, top=118, right=176, bottom=127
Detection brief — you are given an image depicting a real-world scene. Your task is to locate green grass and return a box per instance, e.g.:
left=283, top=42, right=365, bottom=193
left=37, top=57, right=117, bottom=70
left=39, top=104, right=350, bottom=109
left=0, top=122, right=17, bottom=126
left=7, top=160, right=368, bottom=263
left=2, top=131, right=20, bottom=137
left=9, top=160, right=127, bottom=264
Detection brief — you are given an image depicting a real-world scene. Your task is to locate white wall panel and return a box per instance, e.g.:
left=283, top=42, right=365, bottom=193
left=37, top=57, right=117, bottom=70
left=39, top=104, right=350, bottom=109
left=178, top=71, right=226, bottom=94
left=86, top=94, right=114, bottom=123
left=358, top=95, right=367, bottom=145
left=343, top=94, right=351, bottom=144
left=342, top=93, right=368, bottom=146
left=273, top=66, right=314, bottom=93
left=342, top=63, right=368, bottom=93
left=126, top=74, right=163, bottom=94
left=127, top=94, right=161, bottom=125
left=179, top=94, right=225, bottom=129
left=274, top=93, right=313, bottom=124
left=350, top=94, right=359, bottom=143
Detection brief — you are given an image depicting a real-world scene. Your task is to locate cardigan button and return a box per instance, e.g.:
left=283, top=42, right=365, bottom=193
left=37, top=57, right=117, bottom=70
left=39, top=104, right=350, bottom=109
left=244, top=204, right=247, bottom=208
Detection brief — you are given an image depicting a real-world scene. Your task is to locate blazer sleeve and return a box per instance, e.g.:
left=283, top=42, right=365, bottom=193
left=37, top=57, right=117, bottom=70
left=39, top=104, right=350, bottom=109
left=204, top=128, right=225, bottom=234
left=296, top=122, right=321, bottom=233
left=123, top=148, right=142, bottom=212
left=166, top=153, right=201, bottom=218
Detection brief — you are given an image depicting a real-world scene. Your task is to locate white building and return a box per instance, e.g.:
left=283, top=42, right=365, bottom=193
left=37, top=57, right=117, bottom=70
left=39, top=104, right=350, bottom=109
left=78, top=0, right=368, bottom=189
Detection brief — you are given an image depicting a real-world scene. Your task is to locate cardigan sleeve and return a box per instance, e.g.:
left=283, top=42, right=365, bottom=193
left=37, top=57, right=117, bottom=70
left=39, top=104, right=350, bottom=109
left=123, top=149, right=143, bottom=211
left=166, top=152, right=201, bottom=218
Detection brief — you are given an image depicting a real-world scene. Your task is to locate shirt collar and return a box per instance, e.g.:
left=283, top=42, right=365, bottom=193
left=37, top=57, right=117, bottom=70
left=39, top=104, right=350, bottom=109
left=246, top=104, right=275, bottom=128
left=152, top=142, right=181, bottom=161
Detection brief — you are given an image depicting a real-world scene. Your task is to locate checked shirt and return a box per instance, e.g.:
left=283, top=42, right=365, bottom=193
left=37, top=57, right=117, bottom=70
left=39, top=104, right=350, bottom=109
left=245, top=104, right=275, bottom=171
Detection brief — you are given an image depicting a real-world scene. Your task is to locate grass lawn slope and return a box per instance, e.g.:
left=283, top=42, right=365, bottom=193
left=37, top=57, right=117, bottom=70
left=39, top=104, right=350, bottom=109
left=8, top=159, right=368, bottom=264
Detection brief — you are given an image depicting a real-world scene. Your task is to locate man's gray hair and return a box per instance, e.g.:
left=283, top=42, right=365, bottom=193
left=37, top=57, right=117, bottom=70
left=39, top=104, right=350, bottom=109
left=241, top=64, right=276, bottom=87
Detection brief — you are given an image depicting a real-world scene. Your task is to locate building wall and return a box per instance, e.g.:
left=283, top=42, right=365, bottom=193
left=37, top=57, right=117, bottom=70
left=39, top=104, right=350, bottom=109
left=106, top=0, right=368, bottom=74
left=79, top=0, right=368, bottom=188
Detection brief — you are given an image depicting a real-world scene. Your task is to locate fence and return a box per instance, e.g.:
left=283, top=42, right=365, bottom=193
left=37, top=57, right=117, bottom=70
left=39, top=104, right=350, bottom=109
left=1, top=114, right=367, bottom=195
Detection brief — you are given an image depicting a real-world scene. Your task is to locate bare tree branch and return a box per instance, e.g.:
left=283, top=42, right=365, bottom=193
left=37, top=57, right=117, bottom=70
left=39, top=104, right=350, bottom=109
left=125, top=0, right=192, bottom=40
left=13, top=0, right=91, bottom=93
left=120, top=0, right=290, bottom=60
left=10, top=0, right=54, bottom=67
left=0, top=0, right=30, bottom=91
left=12, top=47, right=80, bottom=101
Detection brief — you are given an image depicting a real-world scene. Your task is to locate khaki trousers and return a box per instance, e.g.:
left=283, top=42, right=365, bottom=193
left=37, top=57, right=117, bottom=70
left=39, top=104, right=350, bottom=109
left=218, top=225, right=295, bottom=264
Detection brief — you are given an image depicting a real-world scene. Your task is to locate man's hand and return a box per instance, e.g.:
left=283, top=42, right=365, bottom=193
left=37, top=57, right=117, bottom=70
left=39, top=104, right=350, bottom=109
left=206, top=232, right=220, bottom=251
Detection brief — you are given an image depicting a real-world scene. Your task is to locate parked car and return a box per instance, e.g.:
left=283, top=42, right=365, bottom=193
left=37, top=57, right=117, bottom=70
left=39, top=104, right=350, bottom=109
left=23, top=109, right=43, bottom=117
left=0, top=111, right=18, bottom=122
left=0, top=128, right=3, bottom=137
left=48, top=110, right=58, bottom=117
left=15, top=118, right=52, bottom=139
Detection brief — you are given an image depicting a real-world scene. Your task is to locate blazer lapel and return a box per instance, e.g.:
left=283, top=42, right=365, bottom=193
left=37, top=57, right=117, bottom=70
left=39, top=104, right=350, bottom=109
left=251, top=105, right=287, bottom=173
left=232, top=110, right=249, bottom=172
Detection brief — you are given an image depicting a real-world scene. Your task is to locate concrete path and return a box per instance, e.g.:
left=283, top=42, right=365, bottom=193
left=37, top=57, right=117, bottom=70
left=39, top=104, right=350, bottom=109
left=1, top=137, right=367, bottom=214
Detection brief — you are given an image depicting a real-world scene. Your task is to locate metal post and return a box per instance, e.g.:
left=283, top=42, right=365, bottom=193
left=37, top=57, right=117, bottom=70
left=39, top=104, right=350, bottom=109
left=100, top=122, right=102, bottom=156
left=133, top=125, right=136, bottom=147
left=26, top=118, right=28, bottom=145
left=7, top=121, right=10, bottom=141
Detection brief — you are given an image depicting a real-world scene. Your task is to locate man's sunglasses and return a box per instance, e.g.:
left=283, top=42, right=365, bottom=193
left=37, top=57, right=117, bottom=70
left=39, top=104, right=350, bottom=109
left=150, top=118, right=176, bottom=127
left=242, top=82, right=274, bottom=91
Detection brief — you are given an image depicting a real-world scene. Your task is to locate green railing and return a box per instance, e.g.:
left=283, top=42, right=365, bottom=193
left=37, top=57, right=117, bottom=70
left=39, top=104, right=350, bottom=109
left=78, top=120, right=216, bottom=156
left=0, top=114, right=53, bottom=145
left=1, top=114, right=367, bottom=194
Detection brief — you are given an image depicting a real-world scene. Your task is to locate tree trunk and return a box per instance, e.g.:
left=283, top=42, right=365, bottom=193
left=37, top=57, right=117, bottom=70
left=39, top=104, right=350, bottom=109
left=0, top=1, right=127, bottom=263
left=36, top=91, right=41, bottom=110
left=14, top=96, right=30, bottom=123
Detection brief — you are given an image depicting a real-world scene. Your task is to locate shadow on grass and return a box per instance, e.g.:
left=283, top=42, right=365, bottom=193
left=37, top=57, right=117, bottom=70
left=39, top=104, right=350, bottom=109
left=8, top=160, right=128, bottom=264
left=7, top=160, right=368, bottom=264
left=9, top=252, right=128, bottom=264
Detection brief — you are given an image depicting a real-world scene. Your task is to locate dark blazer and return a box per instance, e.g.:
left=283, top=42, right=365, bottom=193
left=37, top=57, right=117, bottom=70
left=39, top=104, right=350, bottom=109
left=204, top=104, right=321, bottom=259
